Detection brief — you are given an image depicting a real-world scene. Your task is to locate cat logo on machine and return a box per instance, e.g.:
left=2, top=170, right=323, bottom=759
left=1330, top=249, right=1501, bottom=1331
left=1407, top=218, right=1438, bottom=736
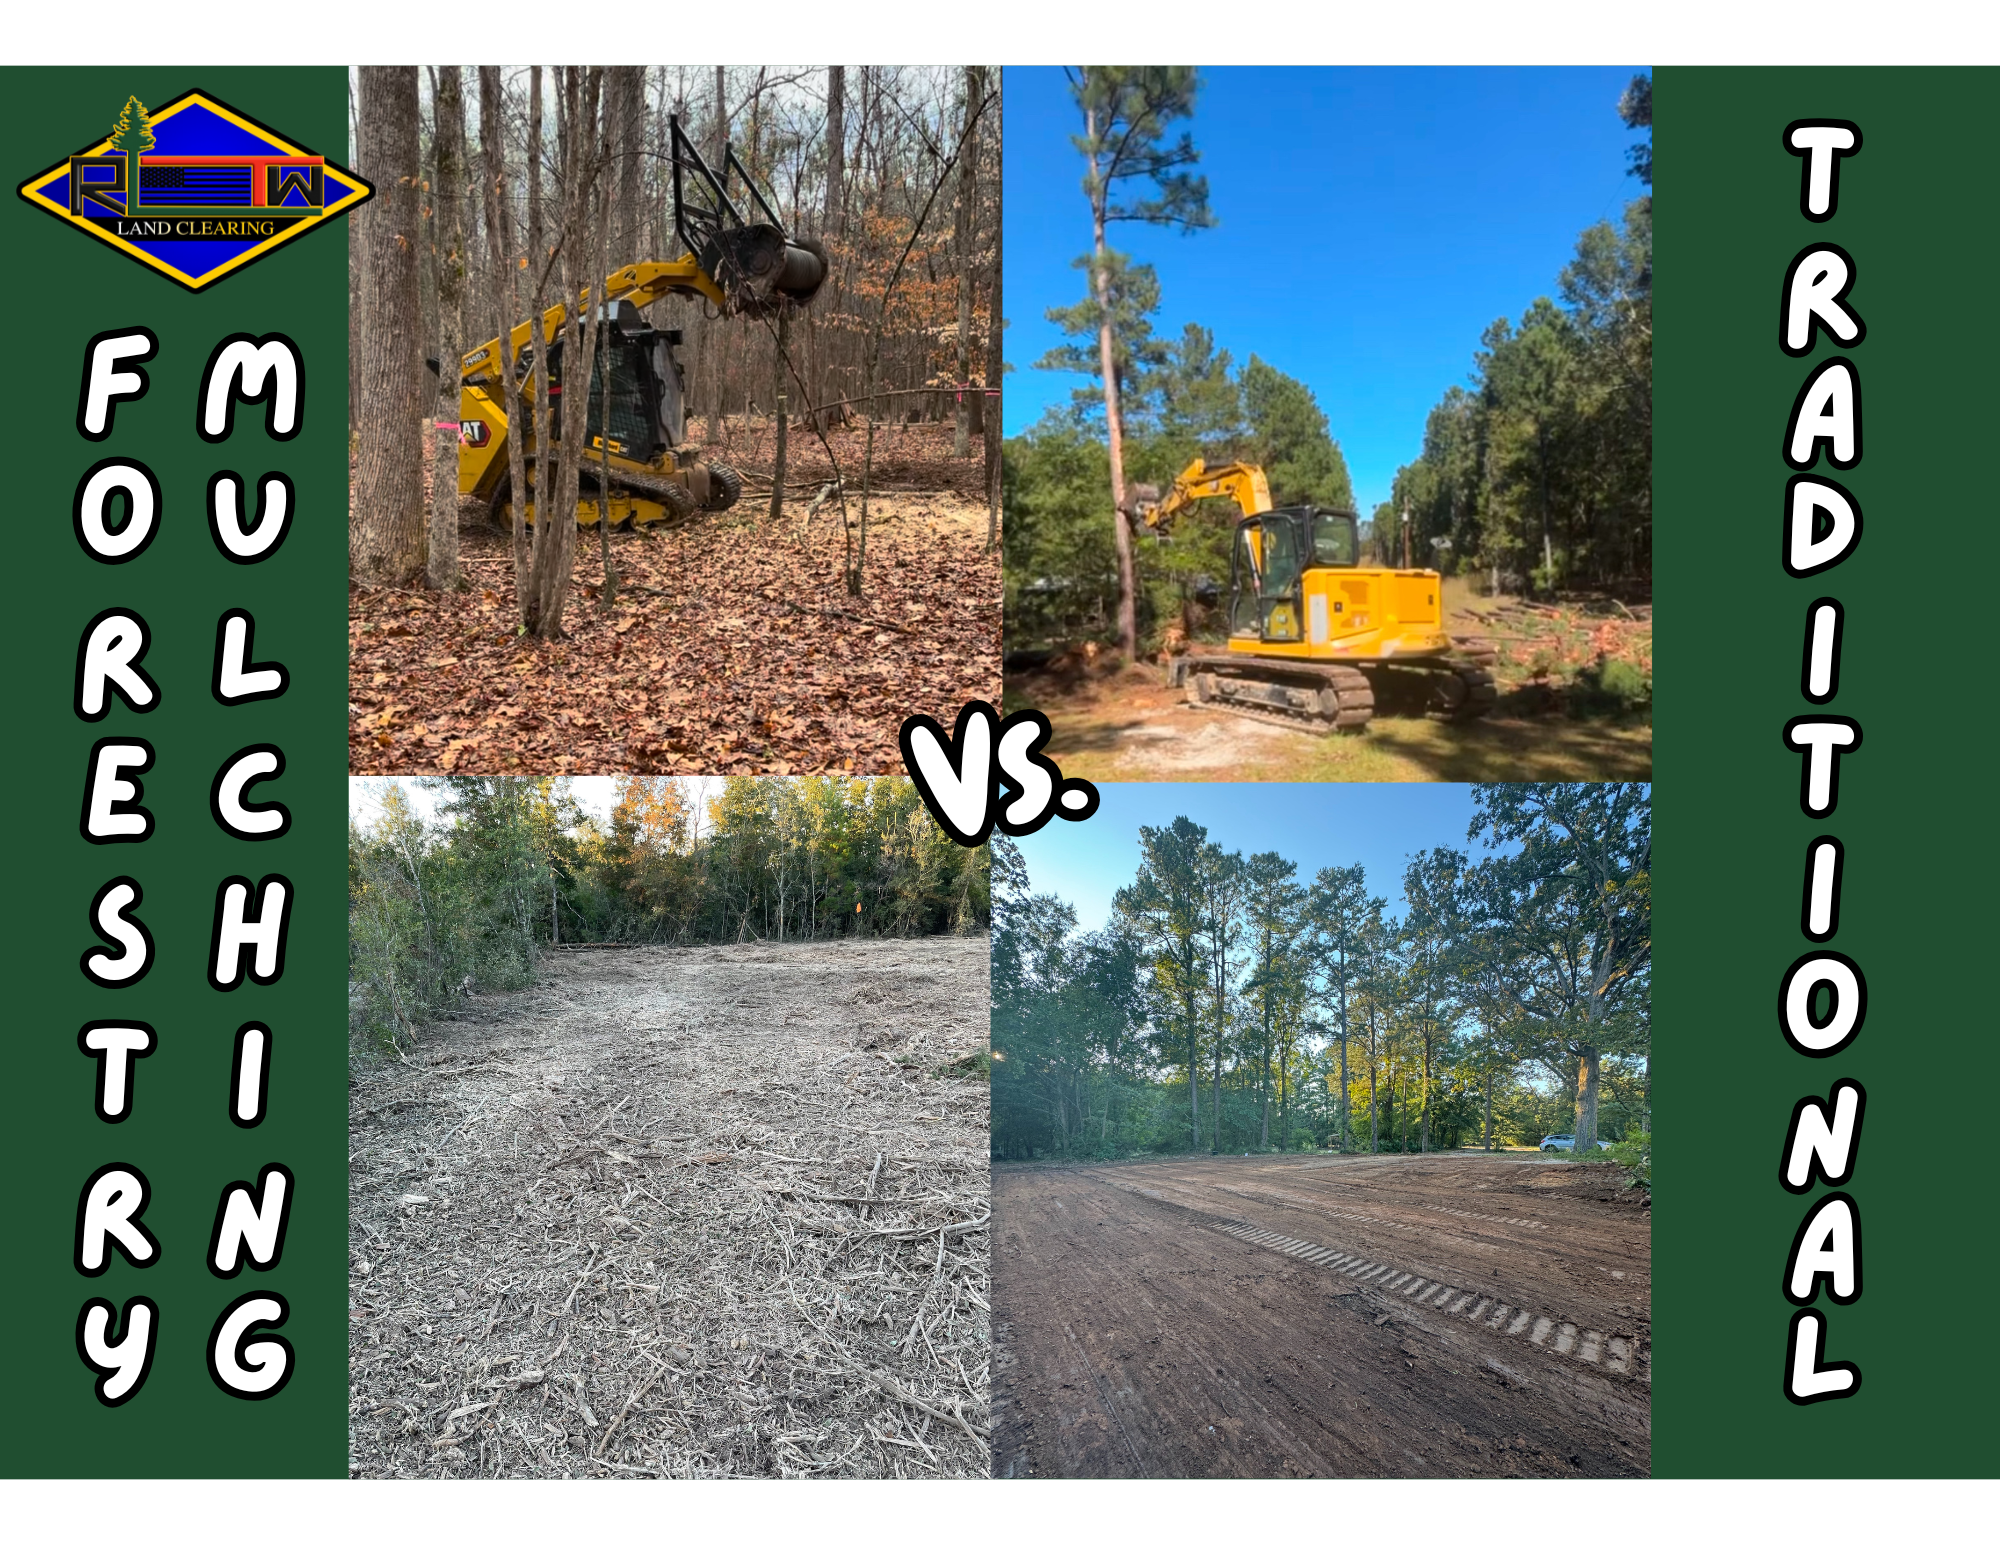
left=460, top=420, right=490, bottom=449
left=17, top=89, right=370, bottom=291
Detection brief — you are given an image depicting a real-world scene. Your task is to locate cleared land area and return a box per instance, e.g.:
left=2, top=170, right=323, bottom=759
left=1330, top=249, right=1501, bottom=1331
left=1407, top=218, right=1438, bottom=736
left=1004, top=591, right=1652, bottom=783
left=349, top=935, right=991, bottom=1478
left=992, top=1152, right=1648, bottom=1479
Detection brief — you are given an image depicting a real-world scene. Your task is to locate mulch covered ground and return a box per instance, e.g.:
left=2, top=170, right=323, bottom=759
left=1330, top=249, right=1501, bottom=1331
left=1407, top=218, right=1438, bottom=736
left=348, top=934, right=991, bottom=1478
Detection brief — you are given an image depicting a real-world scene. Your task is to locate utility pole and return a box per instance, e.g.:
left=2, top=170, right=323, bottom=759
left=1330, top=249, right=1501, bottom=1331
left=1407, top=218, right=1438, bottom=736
left=1400, top=502, right=1411, bottom=569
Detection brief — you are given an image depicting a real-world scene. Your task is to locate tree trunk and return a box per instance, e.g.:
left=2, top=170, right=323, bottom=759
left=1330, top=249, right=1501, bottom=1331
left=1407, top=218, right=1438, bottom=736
left=529, top=67, right=608, bottom=641
left=478, top=67, right=533, bottom=607
left=703, top=65, right=727, bottom=438
left=1211, top=1025, right=1222, bottom=1155
left=983, top=120, right=1001, bottom=553
left=1420, top=1035, right=1432, bottom=1153
left=1258, top=999, right=1271, bottom=1150
left=1087, top=108, right=1138, bottom=665
left=1337, top=977, right=1351, bottom=1153
left=520, top=68, right=555, bottom=630
left=1188, top=1012, right=1199, bottom=1151
left=952, top=67, right=984, bottom=460
left=348, top=74, right=361, bottom=431
left=428, top=66, right=467, bottom=593
left=769, top=307, right=789, bottom=520
left=351, top=66, right=425, bottom=585
left=1483, top=1055, right=1494, bottom=1151
left=1368, top=1022, right=1378, bottom=1153
left=823, top=67, right=845, bottom=235
left=1575, top=1047, right=1601, bottom=1150
left=610, top=66, right=645, bottom=270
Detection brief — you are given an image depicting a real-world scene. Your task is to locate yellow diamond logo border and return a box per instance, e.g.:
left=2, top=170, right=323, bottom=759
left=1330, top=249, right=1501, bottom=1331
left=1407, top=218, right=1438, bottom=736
left=17, top=87, right=372, bottom=292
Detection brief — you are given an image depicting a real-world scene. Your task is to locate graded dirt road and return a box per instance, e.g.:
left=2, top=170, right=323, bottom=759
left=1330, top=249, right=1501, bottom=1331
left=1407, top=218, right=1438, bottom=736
left=992, top=1152, right=1649, bottom=1478
left=349, top=935, right=990, bottom=1478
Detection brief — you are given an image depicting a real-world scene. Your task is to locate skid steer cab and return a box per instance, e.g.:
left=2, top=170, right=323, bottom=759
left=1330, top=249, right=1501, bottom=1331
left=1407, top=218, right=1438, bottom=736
left=456, top=114, right=828, bottom=532
left=458, top=295, right=738, bottom=530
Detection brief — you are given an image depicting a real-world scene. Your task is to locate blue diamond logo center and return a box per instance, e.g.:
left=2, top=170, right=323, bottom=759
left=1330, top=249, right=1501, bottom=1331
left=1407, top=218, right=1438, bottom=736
left=18, top=88, right=371, bottom=291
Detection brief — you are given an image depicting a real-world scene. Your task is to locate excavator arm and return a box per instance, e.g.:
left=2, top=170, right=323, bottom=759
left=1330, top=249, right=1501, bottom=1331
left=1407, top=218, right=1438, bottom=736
left=1129, top=458, right=1274, bottom=533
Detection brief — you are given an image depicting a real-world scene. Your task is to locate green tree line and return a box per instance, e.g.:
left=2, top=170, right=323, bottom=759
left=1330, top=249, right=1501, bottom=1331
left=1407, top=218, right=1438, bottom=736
left=1004, top=69, right=1652, bottom=659
left=991, top=784, right=1649, bottom=1162
left=1386, top=74, right=1652, bottom=599
left=351, top=775, right=989, bottom=1047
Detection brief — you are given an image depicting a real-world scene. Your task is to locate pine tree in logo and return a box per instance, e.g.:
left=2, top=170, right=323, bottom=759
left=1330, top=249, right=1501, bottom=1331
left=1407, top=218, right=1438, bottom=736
left=109, top=97, right=154, bottom=211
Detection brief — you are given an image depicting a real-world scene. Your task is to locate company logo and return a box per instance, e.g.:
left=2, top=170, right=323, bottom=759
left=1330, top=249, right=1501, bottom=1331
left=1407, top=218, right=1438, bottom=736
left=18, top=90, right=370, bottom=291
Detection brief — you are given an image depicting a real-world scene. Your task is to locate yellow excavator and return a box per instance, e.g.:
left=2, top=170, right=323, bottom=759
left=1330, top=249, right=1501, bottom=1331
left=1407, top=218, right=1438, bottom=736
left=1128, top=458, right=1498, bottom=732
left=455, top=117, right=827, bottom=528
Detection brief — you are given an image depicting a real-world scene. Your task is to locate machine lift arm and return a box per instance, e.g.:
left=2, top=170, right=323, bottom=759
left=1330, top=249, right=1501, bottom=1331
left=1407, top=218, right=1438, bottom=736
left=458, top=114, right=825, bottom=387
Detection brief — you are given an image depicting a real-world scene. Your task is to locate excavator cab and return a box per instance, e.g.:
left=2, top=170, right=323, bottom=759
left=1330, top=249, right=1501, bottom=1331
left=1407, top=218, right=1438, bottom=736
left=1228, top=507, right=1361, bottom=643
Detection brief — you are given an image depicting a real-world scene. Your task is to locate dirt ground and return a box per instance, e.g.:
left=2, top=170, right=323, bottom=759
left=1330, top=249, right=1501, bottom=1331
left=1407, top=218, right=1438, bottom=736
left=1004, top=590, right=1652, bottom=783
left=348, top=935, right=991, bottom=1478
left=1005, top=668, right=1653, bottom=783
left=992, top=1152, right=1649, bottom=1479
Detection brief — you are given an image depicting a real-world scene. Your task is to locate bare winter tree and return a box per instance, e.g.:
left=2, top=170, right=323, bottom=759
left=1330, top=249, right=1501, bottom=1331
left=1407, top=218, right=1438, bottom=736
left=609, top=64, right=645, bottom=268
left=428, top=65, right=468, bottom=591
left=478, top=66, right=534, bottom=608
left=985, top=72, right=1003, bottom=552
left=352, top=66, right=426, bottom=584
left=520, top=65, right=608, bottom=639
left=952, top=66, right=986, bottom=459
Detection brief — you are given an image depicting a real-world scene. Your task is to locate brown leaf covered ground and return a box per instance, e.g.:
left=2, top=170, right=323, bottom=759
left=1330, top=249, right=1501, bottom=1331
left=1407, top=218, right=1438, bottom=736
left=348, top=935, right=992, bottom=1479
left=349, top=421, right=1000, bottom=776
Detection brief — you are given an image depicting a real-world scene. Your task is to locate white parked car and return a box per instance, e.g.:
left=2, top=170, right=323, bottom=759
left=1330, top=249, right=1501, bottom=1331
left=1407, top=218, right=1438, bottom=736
left=1540, top=1134, right=1613, bottom=1151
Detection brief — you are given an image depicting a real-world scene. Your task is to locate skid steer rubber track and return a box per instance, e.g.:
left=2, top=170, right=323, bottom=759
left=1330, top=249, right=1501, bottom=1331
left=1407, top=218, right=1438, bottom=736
left=491, top=462, right=698, bottom=529
left=704, top=460, right=744, bottom=512
left=597, top=465, right=697, bottom=526
left=1176, top=654, right=1375, bottom=734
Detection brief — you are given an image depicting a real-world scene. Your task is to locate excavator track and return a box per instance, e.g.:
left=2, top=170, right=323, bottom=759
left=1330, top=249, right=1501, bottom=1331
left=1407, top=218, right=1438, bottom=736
left=1174, top=655, right=1376, bottom=735
left=1365, top=657, right=1500, bottom=722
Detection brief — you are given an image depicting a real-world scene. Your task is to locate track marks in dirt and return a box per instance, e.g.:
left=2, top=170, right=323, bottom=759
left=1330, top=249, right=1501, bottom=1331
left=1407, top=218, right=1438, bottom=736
left=1210, top=1221, right=1645, bottom=1380
left=992, top=1156, right=1649, bottom=1479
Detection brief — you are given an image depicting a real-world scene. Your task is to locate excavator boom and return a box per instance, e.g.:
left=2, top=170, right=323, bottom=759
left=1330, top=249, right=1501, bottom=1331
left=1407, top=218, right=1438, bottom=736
left=1130, top=458, right=1273, bottom=532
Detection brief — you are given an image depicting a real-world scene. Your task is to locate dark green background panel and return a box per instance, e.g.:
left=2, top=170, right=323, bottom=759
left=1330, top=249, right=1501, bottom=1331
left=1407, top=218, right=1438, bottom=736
left=2, top=67, right=349, bottom=1477
left=1653, top=66, right=1995, bottom=1478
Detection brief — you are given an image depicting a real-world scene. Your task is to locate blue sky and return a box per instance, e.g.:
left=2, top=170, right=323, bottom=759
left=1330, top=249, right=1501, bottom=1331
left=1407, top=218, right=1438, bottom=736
left=1013, top=783, right=1506, bottom=934
left=1003, top=65, right=1648, bottom=512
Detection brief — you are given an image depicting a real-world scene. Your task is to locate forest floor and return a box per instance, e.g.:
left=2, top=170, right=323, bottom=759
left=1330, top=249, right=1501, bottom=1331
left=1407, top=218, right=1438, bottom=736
left=348, top=934, right=992, bottom=1478
left=1004, top=589, right=1652, bottom=783
left=991, top=1152, right=1650, bottom=1479
left=349, top=419, right=1000, bottom=776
